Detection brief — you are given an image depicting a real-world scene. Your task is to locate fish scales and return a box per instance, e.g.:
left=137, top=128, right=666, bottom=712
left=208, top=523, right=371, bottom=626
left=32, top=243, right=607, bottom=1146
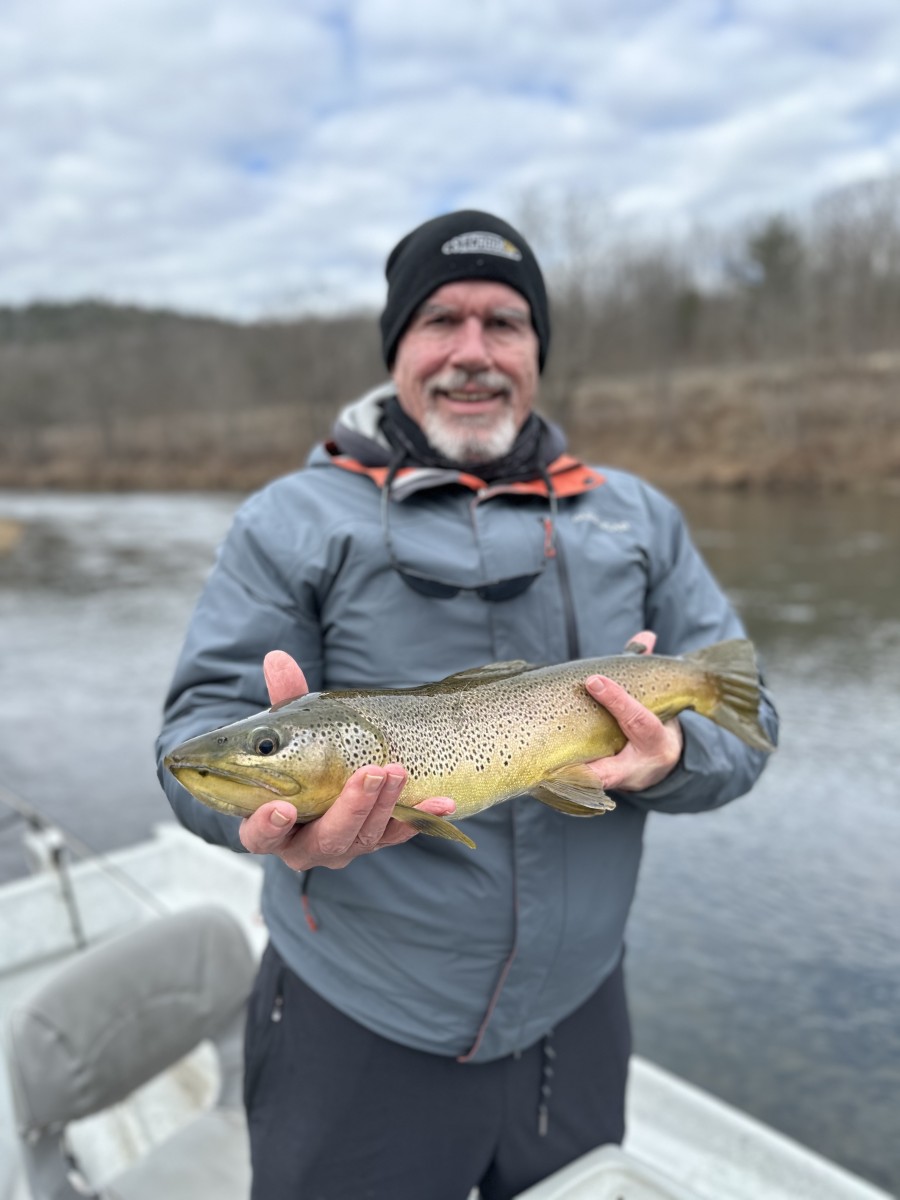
left=165, top=639, right=773, bottom=850
left=341, top=666, right=615, bottom=814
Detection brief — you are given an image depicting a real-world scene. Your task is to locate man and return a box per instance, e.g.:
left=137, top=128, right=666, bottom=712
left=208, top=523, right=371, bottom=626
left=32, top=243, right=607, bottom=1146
left=157, top=210, right=777, bottom=1200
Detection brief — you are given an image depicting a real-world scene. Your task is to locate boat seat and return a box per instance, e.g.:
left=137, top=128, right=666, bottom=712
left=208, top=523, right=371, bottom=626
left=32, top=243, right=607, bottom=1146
left=4, top=905, right=256, bottom=1200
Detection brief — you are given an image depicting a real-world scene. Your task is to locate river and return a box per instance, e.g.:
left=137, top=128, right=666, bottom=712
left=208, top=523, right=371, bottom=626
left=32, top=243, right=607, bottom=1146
left=0, top=486, right=898, bottom=1193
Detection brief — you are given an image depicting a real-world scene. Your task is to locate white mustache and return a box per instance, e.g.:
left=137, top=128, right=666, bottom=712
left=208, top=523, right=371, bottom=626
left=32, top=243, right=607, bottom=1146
left=427, top=369, right=513, bottom=394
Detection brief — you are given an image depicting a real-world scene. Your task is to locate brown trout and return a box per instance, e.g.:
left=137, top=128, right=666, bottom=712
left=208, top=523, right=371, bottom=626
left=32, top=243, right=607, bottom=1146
left=165, top=638, right=773, bottom=850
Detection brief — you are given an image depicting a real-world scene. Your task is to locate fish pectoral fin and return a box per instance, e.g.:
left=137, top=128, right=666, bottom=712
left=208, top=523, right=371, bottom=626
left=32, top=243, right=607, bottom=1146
left=534, top=765, right=617, bottom=815
left=390, top=805, right=477, bottom=850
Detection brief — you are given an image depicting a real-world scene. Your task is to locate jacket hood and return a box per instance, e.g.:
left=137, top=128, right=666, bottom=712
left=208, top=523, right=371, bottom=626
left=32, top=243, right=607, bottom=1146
left=328, top=384, right=399, bottom=468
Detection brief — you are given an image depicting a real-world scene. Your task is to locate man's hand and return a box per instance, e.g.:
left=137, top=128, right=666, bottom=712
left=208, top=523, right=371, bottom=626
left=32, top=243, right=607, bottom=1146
left=583, top=631, right=684, bottom=792
left=238, top=651, right=455, bottom=869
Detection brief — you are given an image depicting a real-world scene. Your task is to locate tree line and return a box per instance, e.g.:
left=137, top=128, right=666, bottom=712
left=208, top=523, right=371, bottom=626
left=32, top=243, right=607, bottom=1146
left=2, top=176, right=899, bottom=489
left=531, top=176, right=900, bottom=409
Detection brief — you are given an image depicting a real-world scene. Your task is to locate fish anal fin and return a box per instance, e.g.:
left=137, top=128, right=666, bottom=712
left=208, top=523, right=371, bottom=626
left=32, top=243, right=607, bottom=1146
left=532, top=787, right=606, bottom=817
left=534, top=764, right=616, bottom=815
left=654, top=701, right=685, bottom=724
left=391, top=805, right=477, bottom=849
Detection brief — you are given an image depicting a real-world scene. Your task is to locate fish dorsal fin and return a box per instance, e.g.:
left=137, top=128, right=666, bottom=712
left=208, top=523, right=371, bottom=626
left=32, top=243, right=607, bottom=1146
left=421, top=660, right=539, bottom=691
left=533, top=764, right=617, bottom=815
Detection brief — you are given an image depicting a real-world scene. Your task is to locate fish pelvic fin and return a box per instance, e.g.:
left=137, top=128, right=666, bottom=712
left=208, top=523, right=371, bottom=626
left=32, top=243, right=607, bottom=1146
left=683, top=639, right=775, bottom=753
left=533, top=764, right=617, bottom=816
left=391, top=805, right=477, bottom=850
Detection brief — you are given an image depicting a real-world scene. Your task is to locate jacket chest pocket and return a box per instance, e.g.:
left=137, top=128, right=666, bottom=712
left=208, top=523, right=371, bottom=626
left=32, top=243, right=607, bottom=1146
left=561, top=519, right=651, bottom=656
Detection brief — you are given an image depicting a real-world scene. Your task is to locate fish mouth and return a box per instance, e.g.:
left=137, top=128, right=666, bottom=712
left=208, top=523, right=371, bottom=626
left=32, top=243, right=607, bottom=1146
left=165, top=759, right=300, bottom=798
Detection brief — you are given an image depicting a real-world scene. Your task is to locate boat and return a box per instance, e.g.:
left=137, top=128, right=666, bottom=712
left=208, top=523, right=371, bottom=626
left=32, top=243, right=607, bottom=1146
left=0, top=805, right=891, bottom=1200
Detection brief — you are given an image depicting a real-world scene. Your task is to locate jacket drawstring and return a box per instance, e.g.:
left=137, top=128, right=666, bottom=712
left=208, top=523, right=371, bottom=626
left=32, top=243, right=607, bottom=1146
left=539, top=467, right=580, bottom=660
left=299, top=870, right=318, bottom=932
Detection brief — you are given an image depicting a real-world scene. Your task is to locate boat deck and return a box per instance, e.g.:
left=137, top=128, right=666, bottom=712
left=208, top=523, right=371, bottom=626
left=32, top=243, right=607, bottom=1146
left=0, top=825, right=890, bottom=1200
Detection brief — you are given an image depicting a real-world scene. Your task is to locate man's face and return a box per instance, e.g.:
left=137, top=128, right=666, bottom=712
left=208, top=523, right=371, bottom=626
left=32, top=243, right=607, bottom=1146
left=391, top=280, right=540, bottom=463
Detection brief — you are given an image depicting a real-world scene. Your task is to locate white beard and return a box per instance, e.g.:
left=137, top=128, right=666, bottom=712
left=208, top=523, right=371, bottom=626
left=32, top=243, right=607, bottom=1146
left=421, top=407, right=519, bottom=464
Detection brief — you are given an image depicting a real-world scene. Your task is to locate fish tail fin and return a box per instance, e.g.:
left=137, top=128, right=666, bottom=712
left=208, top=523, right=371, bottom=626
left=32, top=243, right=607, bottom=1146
left=391, top=805, right=477, bottom=850
left=683, top=639, right=775, bottom=753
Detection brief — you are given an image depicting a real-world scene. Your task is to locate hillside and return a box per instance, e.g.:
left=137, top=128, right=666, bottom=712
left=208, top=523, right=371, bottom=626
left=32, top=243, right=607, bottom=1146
left=570, top=353, right=900, bottom=491
left=1, top=299, right=898, bottom=492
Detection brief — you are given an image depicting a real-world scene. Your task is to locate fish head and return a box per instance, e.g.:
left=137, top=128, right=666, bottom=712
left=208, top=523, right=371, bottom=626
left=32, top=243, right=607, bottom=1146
left=165, top=695, right=385, bottom=820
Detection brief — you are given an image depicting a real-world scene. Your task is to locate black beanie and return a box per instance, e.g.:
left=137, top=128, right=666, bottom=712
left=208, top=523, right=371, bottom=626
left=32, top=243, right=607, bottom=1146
left=379, top=210, right=551, bottom=372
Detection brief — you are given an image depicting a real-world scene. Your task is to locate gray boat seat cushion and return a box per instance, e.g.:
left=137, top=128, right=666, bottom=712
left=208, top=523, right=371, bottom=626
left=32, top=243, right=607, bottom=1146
left=5, top=904, right=256, bottom=1200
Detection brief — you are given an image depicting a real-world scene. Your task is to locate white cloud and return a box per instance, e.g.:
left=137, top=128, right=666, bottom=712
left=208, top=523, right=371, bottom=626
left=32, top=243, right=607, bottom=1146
left=1, top=0, right=898, bottom=317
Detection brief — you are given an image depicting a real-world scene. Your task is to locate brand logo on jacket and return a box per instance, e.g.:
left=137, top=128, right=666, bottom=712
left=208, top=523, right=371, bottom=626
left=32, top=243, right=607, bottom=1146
left=573, top=513, right=631, bottom=533
left=441, top=232, right=523, bottom=261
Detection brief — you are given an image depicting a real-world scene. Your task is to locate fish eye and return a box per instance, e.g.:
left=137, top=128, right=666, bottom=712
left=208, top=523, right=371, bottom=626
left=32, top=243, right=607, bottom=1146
left=251, top=728, right=281, bottom=756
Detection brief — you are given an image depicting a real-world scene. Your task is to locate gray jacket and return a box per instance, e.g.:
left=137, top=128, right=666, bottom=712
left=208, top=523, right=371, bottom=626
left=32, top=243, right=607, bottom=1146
left=156, top=388, right=777, bottom=1062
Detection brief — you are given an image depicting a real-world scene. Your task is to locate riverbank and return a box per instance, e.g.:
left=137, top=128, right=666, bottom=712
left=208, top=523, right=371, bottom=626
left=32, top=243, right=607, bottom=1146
left=570, top=351, right=900, bottom=491
left=2, top=351, right=899, bottom=492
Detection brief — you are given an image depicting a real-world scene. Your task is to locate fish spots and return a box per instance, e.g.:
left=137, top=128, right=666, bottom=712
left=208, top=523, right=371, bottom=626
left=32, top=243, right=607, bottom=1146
left=327, top=715, right=384, bottom=771
left=316, top=652, right=719, bottom=811
left=346, top=673, right=594, bottom=803
left=272, top=706, right=386, bottom=774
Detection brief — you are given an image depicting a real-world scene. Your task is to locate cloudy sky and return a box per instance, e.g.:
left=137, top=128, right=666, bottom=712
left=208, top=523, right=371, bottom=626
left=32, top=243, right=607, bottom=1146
left=3, top=0, right=899, bottom=318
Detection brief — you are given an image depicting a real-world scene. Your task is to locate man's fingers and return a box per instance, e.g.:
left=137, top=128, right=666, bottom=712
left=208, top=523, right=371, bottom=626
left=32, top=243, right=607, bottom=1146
left=239, top=800, right=299, bottom=854
left=586, top=674, right=661, bottom=745
left=351, top=768, right=408, bottom=850
left=310, top=765, right=408, bottom=858
left=584, top=671, right=684, bottom=792
left=239, top=766, right=457, bottom=869
left=414, top=796, right=456, bottom=816
left=624, top=629, right=657, bottom=655
left=264, top=650, right=309, bottom=706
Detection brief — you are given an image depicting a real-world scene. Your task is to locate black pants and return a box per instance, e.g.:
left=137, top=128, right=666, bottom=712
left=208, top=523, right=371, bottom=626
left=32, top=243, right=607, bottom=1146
left=245, top=944, right=631, bottom=1200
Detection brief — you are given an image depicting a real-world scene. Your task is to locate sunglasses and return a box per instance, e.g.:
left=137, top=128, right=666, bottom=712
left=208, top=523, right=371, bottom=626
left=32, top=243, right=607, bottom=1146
left=381, top=473, right=558, bottom=602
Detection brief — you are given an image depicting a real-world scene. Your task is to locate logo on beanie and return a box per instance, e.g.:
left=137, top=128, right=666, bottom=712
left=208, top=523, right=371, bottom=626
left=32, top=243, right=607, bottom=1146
left=441, top=231, right=523, bottom=261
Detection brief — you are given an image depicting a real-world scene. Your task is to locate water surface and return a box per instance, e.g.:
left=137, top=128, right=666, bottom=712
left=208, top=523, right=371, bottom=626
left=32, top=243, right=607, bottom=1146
left=0, top=487, right=897, bottom=1192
